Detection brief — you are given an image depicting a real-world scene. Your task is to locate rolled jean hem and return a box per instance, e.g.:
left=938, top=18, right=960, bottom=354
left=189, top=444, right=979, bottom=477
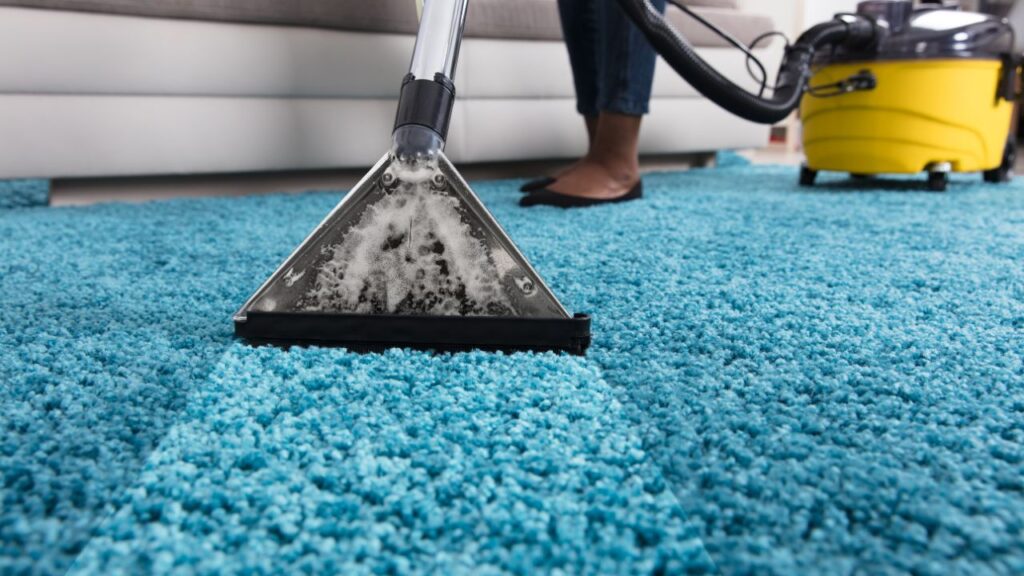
left=576, top=102, right=600, bottom=117
left=599, top=98, right=651, bottom=116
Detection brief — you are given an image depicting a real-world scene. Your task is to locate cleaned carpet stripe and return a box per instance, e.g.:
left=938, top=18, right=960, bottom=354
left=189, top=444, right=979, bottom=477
left=70, top=346, right=714, bottom=575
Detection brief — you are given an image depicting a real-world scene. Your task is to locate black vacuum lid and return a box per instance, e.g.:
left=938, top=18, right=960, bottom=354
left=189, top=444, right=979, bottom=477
left=821, top=2, right=1014, bottom=63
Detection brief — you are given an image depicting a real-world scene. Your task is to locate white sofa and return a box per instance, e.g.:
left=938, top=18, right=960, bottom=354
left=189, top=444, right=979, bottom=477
left=0, top=1, right=776, bottom=179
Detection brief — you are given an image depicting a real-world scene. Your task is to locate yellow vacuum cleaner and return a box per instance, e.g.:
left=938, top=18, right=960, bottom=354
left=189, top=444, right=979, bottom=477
left=619, top=0, right=1020, bottom=192
left=800, top=3, right=1018, bottom=191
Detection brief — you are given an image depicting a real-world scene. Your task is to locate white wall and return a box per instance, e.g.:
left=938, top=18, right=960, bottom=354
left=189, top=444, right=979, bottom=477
left=735, top=0, right=862, bottom=40
left=735, top=0, right=798, bottom=38
left=804, top=0, right=864, bottom=28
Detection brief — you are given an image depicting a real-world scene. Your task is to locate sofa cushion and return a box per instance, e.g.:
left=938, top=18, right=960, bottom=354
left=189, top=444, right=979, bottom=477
left=465, top=1, right=772, bottom=47
left=0, top=0, right=772, bottom=47
left=0, top=0, right=420, bottom=34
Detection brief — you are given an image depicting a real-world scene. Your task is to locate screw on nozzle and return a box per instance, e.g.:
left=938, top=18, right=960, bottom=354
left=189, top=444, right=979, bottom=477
left=431, top=173, right=448, bottom=190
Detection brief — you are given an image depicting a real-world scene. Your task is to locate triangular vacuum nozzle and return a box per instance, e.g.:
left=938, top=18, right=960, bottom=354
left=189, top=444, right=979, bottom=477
left=235, top=0, right=588, bottom=354
left=234, top=153, right=591, bottom=355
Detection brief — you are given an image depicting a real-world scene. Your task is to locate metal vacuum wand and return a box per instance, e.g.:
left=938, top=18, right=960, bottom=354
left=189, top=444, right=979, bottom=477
left=392, top=0, right=469, bottom=163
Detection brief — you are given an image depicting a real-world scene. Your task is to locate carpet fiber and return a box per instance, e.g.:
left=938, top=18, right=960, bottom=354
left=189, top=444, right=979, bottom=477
left=1, top=160, right=1022, bottom=575
left=0, top=180, right=49, bottom=209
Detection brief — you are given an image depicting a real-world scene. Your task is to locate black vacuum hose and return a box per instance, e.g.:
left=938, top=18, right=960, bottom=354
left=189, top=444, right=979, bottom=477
left=616, top=0, right=877, bottom=124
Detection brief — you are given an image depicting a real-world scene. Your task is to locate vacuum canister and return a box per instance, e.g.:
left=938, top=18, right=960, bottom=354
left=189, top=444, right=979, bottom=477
left=800, top=0, right=1019, bottom=191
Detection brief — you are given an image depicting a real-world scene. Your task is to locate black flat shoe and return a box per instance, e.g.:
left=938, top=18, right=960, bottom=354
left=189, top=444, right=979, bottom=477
left=519, top=181, right=643, bottom=208
left=519, top=176, right=557, bottom=193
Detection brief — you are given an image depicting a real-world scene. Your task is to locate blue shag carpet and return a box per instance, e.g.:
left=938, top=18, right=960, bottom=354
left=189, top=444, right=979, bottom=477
left=0, top=180, right=49, bottom=209
left=1, top=159, right=1022, bottom=575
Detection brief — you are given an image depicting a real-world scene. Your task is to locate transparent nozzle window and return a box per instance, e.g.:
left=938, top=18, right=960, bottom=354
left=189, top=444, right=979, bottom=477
left=239, top=153, right=570, bottom=320
left=392, top=125, right=444, bottom=166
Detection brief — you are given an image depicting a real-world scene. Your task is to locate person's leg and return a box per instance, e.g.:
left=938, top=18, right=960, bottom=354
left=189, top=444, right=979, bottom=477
left=523, top=0, right=598, bottom=193
left=557, top=0, right=600, bottom=165
left=546, top=0, right=666, bottom=200
left=597, top=0, right=665, bottom=120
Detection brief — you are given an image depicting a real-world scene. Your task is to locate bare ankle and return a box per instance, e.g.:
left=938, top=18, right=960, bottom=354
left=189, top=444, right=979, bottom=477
left=582, top=154, right=639, bottom=184
left=588, top=112, right=642, bottom=183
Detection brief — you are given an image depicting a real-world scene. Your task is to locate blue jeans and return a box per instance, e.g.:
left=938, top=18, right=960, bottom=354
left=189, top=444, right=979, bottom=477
left=557, top=0, right=667, bottom=117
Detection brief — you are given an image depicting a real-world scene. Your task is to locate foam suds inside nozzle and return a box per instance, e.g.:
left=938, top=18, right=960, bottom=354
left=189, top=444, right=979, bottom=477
left=298, top=156, right=522, bottom=317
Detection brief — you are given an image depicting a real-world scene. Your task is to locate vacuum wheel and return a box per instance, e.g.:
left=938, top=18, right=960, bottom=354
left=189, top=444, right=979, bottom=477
left=799, top=165, right=818, bottom=187
left=983, top=139, right=1016, bottom=184
left=927, top=171, right=949, bottom=192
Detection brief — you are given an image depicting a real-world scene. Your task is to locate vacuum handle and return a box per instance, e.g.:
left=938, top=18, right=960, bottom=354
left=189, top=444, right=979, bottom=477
left=409, top=0, right=468, bottom=81
left=999, top=52, right=1022, bottom=101
left=393, top=0, right=468, bottom=153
